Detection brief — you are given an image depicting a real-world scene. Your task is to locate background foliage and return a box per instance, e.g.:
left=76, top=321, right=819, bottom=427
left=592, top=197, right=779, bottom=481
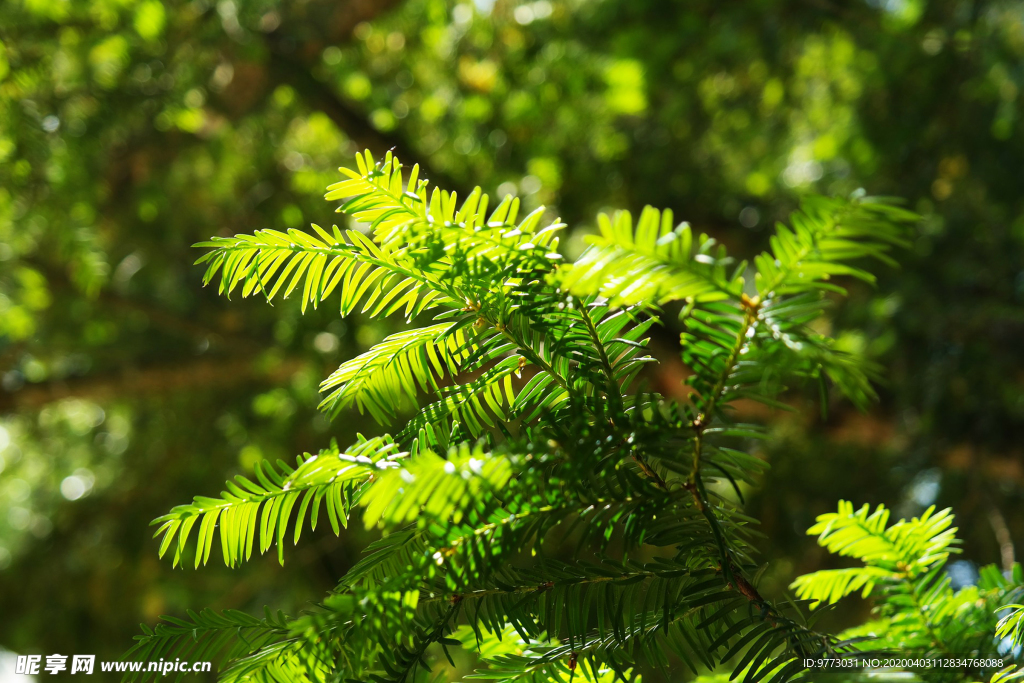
left=1, top=0, right=1023, bottom=679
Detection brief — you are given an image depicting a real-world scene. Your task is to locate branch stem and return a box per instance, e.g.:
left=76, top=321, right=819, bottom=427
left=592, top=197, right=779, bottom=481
left=575, top=298, right=625, bottom=415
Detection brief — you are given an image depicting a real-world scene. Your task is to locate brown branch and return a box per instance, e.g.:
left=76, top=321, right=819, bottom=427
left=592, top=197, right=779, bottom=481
left=264, top=48, right=468, bottom=195
left=0, top=355, right=306, bottom=413
left=23, top=257, right=259, bottom=352
left=262, top=8, right=469, bottom=196
left=987, top=504, right=1016, bottom=573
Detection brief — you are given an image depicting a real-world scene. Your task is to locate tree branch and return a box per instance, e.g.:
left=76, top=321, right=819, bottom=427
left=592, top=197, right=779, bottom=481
left=0, top=355, right=305, bottom=413
left=263, top=23, right=469, bottom=197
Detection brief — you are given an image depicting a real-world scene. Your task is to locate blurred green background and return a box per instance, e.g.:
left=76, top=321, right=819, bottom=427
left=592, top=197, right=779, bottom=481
left=1, top=0, right=1023, bottom=678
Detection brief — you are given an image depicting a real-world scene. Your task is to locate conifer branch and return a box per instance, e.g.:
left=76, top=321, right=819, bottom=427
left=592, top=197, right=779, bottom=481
left=138, top=152, right=923, bottom=683
left=575, top=297, right=626, bottom=416
left=791, top=501, right=1021, bottom=678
